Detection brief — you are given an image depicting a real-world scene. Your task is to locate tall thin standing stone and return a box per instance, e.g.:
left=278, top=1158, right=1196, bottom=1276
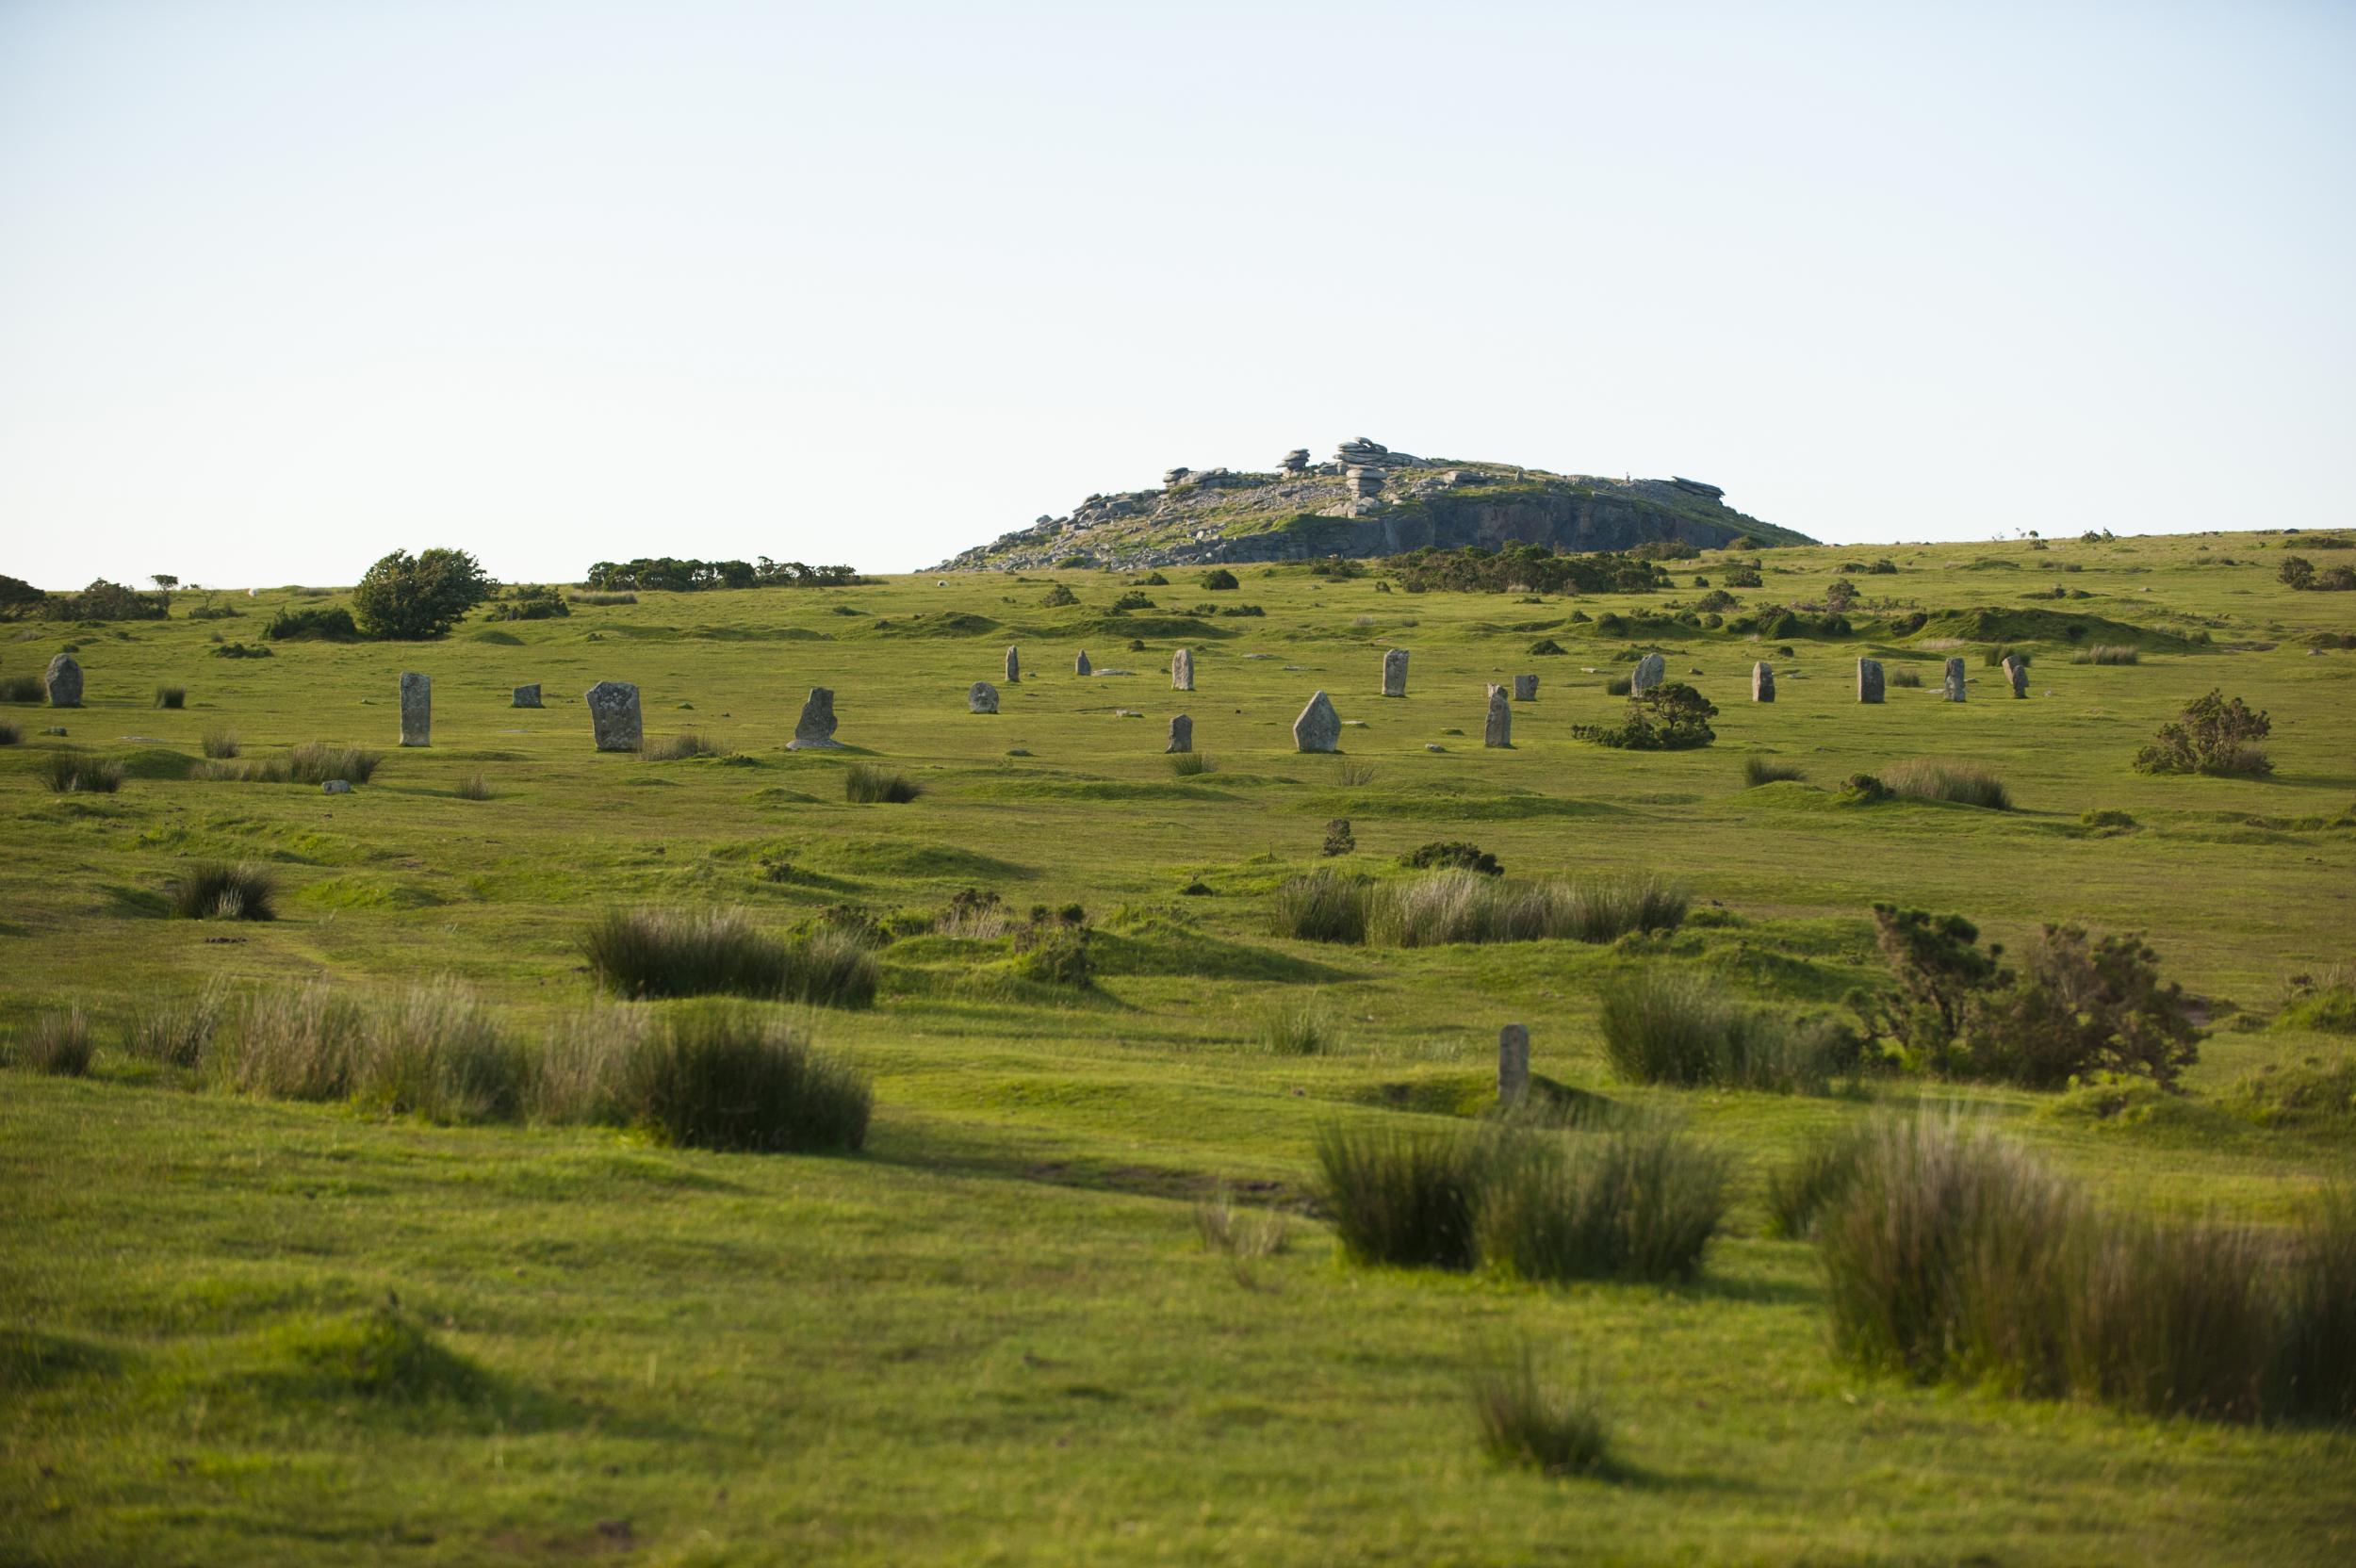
left=789, top=687, right=843, bottom=749
left=1943, top=657, right=1968, bottom=702
left=1512, top=674, right=1538, bottom=702
left=1005, top=645, right=1021, bottom=684
left=1293, top=691, right=1341, bottom=753
left=1166, top=713, right=1192, bottom=754
left=1630, top=652, right=1666, bottom=695
left=2004, top=656, right=2028, bottom=698
left=586, top=681, right=643, bottom=750
left=42, top=653, right=82, bottom=708
left=1497, top=1024, right=1530, bottom=1106
left=1382, top=647, right=1408, bottom=697
left=1752, top=662, right=1775, bottom=702
left=1857, top=658, right=1886, bottom=704
left=1075, top=649, right=1091, bottom=677
left=1484, top=684, right=1513, bottom=747
left=398, top=673, right=430, bottom=747
left=1170, top=647, right=1194, bottom=691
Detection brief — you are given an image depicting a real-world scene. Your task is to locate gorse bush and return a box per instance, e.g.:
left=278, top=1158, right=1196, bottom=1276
left=1881, top=760, right=2012, bottom=810
left=15, top=1008, right=94, bottom=1076
left=2135, top=690, right=2271, bottom=777
left=41, top=752, right=123, bottom=793
left=1471, top=1350, right=1615, bottom=1478
left=169, top=861, right=278, bottom=921
left=582, top=907, right=875, bottom=1008
left=844, top=765, right=921, bottom=804
left=1571, top=682, right=1718, bottom=750
left=1400, top=841, right=1501, bottom=876
left=352, top=547, right=495, bottom=640
left=1743, top=758, right=1805, bottom=787
left=263, top=605, right=360, bottom=642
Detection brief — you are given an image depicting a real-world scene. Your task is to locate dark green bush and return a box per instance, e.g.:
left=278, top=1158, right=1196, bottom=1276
left=1401, top=841, right=1502, bottom=876
left=1571, top=683, right=1718, bottom=750
left=2135, top=691, right=2271, bottom=776
left=1743, top=758, right=1804, bottom=787
left=352, top=548, right=494, bottom=640
left=264, top=606, right=360, bottom=642
left=1200, top=568, right=1239, bottom=590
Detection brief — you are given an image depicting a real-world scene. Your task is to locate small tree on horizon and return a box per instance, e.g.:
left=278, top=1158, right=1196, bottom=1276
left=352, top=548, right=496, bottom=640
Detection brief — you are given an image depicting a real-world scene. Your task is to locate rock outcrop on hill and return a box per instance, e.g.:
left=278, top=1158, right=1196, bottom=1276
left=934, top=437, right=1812, bottom=570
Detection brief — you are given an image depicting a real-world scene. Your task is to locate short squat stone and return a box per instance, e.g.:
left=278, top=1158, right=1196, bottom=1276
left=969, top=680, right=999, bottom=713
left=512, top=683, right=542, bottom=709
left=1293, top=691, right=1341, bottom=753
left=586, top=680, right=643, bottom=751
left=1512, top=674, right=1538, bottom=702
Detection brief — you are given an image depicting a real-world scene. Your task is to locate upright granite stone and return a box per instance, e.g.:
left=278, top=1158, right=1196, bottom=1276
left=969, top=680, right=999, bottom=713
left=1943, top=657, right=1968, bottom=702
left=398, top=673, right=431, bottom=747
left=1484, top=684, right=1513, bottom=748
left=1752, top=662, right=1775, bottom=702
left=1381, top=647, right=1408, bottom=697
left=1497, top=1024, right=1530, bottom=1106
left=1074, top=650, right=1091, bottom=677
left=1170, top=647, right=1194, bottom=692
left=1857, top=658, right=1886, bottom=704
left=1166, top=713, right=1192, bottom=753
left=512, top=683, right=543, bottom=709
left=790, top=687, right=843, bottom=749
left=1512, top=674, right=1538, bottom=702
left=42, top=653, right=81, bottom=709
left=1630, top=652, right=1666, bottom=695
left=1293, top=691, right=1341, bottom=753
left=1005, top=645, right=1021, bottom=684
left=586, top=680, right=643, bottom=751
left=2004, top=656, right=2028, bottom=698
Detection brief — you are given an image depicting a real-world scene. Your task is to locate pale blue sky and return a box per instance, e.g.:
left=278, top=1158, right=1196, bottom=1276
left=2, top=1, right=2349, bottom=586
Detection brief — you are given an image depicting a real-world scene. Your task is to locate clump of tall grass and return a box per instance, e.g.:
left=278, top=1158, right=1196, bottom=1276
left=1315, top=1123, right=1485, bottom=1269
left=41, top=752, right=124, bottom=793
left=201, top=727, right=239, bottom=759
left=453, top=772, right=493, bottom=800
left=14, top=1008, right=94, bottom=1075
left=1471, top=1350, right=1616, bottom=1478
left=0, top=719, right=19, bottom=746
left=2072, top=645, right=2138, bottom=665
left=643, top=733, right=717, bottom=761
left=1337, top=761, right=1378, bottom=787
left=608, top=1002, right=871, bottom=1152
left=1252, top=996, right=1337, bottom=1055
left=1889, top=668, right=1923, bottom=688
left=192, top=758, right=290, bottom=783
left=566, top=589, right=637, bottom=605
left=1597, top=971, right=1844, bottom=1093
left=1194, top=1184, right=1291, bottom=1260
left=2275, top=1189, right=2356, bottom=1422
left=582, top=907, right=875, bottom=1007
left=212, top=984, right=368, bottom=1101
left=1168, top=751, right=1211, bottom=777
left=154, top=684, right=186, bottom=710
left=0, top=674, right=44, bottom=702
left=1743, top=757, right=1805, bottom=787
left=1474, top=1129, right=1729, bottom=1282
left=1270, top=871, right=1370, bottom=943
left=286, top=742, right=382, bottom=785
left=122, top=982, right=232, bottom=1068
left=1762, top=1124, right=1873, bottom=1239
left=844, top=764, right=921, bottom=804
left=1882, top=759, right=2011, bottom=810
left=356, top=979, right=532, bottom=1123
left=169, top=861, right=278, bottom=921
left=1366, top=870, right=1687, bottom=948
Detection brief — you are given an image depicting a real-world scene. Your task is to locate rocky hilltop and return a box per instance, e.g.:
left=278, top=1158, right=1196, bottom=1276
left=935, top=438, right=1813, bottom=570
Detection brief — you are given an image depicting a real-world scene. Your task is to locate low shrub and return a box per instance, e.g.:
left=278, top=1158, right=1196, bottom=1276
left=1839, top=773, right=1891, bottom=804
left=1571, top=682, right=1717, bottom=750
left=154, top=685, right=186, bottom=710
left=1007, top=915, right=1091, bottom=988
left=1471, top=1350, right=1615, bottom=1478
left=209, top=641, right=272, bottom=659
left=1743, top=758, right=1804, bottom=787
left=41, top=752, right=124, bottom=793
left=1252, top=996, right=1336, bottom=1055
left=2073, top=645, right=2138, bottom=665
left=15, top=1008, right=94, bottom=1076
left=1039, top=583, right=1079, bottom=607
left=615, top=1002, right=870, bottom=1152
left=1474, top=1128, right=1728, bottom=1282
left=1528, top=638, right=1565, bottom=656
left=490, top=584, right=570, bottom=620
left=1400, top=841, right=1501, bottom=876
left=169, top=861, right=278, bottom=921
left=1882, top=760, right=2012, bottom=810
left=844, top=765, right=921, bottom=804
left=1200, top=568, right=1239, bottom=591
left=2135, top=691, right=2271, bottom=777
left=643, top=733, right=718, bottom=760
left=1270, top=871, right=1370, bottom=944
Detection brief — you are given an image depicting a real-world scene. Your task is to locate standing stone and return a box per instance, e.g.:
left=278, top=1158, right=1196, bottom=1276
left=1171, top=647, right=1194, bottom=691
left=1752, top=662, right=1775, bottom=702
left=1005, top=645, right=1021, bottom=684
left=1497, top=1023, right=1530, bottom=1106
left=1293, top=691, right=1341, bottom=753
left=1857, top=658, right=1886, bottom=704
left=585, top=680, right=643, bottom=751
left=321, top=778, right=352, bottom=795
left=789, top=687, right=843, bottom=749
left=1381, top=647, right=1409, bottom=697
left=398, top=673, right=430, bottom=747
left=969, top=681, right=999, bottom=713
left=2004, top=656, right=2029, bottom=698
left=512, top=683, right=542, bottom=709
left=1630, top=652, right=1666, bottom=695
left=1167, top=713, right=1193, bottom=753
left=1484, top=684, right=1513, bottom=748
left=42, top=654, right=81, bottom=708
left=1512, top=674, right=1538, bottom=702
left=1943, top=657, right=1968, bottom=702
left=1075, top=650, right=1091, bottom=677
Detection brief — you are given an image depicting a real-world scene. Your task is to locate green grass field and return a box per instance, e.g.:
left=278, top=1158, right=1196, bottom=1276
left=5, top=531, right=2354, bottom=1564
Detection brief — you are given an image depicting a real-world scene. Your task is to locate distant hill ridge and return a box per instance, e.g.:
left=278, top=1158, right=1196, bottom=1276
left=935, top=437, right=1814, bottom=570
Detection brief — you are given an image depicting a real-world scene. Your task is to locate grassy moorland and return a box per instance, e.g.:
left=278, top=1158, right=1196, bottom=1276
left=4, top=529, right=2353, bottom=1565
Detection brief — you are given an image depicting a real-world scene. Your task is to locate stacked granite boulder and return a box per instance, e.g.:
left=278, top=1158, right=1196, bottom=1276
left=1279, top=449, right=1310, bottom=475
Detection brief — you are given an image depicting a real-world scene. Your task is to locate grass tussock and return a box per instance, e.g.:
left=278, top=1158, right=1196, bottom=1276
left=1597, top=971, right=1848, bottom=1093
left=601, top=1002, right=870, bottom=1152
left=201, top=727, right=239, bottom=759
left=287, top=743, right=382, bottom=785
left=169, top=861, right=278, bottom=921
left=643, top=733, right=718, bottom=761
left=122, top=982, right=232, bottom=1069
left=1316, top=1124, right=1485, bottom=1269
left=1252, top=996, right=1338, bottom=1055
left=1194, top=1185, right=1291, bottom=1260
left=1889, top=668, right=1923, bottom=688
left=1269, top=870, right=1370, bottom=943
left=356, top=980, right=534, bottom=1123
left=2073, top=645, right=2139, bottom=664
left=212, top=984, right=368, bottom=1101
left=0, top=673, right=45, bottom=703
left=1471, top=1350, right=1616, bottom=1478
left=14, top=1008, right=94, bottom=1076
left=0, top=719, right=19, bottom=746
left=453, top=772, right=493, bottom=801
left=1882, top=759, right=2012, bottom=810
left=1743, top=758, right=1805, bottom=787
left=1272, top=870, right=1685, bottom=949
left=41, top=752, right=124, bottom=793
left=1168, top=751, right=1211, bottom=776
left=154, top=684, right=186, bottom=710
left=844, top=764, right=921, bottom=804
left=583, top=907, right=876, bottom=1008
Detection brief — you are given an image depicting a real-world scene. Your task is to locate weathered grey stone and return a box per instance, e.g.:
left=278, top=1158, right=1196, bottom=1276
left=789, top=687, right=843, bottom=749
left=1381, top=647, right=1408, bottom=697
left=1005, top=645, right=1021, bottom=683
left=586, top=681, right=643, bottom=750
left=1170, top=647, right=1194, bottom=691
left=43, top=653, right=81, bottom=708
left=969, top=680, right=999, bottom=713
left=1857, top=658, right=1886, bottom=704
left=1944, top=657, right=1968, bottom=702
left=2004, top=656, right=2028, bottom=698
left=1630, top=653, right=1666, bottom=695
left=1293, top=691, right=1341, bottom=752
left=1512, top=674, right=1538, bottom=702
left=1075, top=650, right=1091, bottom=676
left=399, top=672, right=430, bottom=746
left=1484, top=684, right=1512, bottom=747
left=1497, top=1023, right=1530, bottom=1106
left=512, top=683, right=542, bottom=709
left=1167, top=713, right=1192, bottom=753
left=1752, top=662, right=1775, bottom=702
left=321, top=778, right=352, bottom=794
